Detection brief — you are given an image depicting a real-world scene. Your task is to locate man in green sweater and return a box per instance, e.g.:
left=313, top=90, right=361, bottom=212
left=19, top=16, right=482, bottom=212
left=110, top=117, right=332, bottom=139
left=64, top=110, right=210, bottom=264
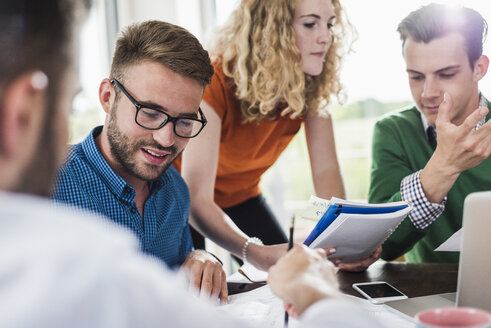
left=369, top=3, right=491, bottom=263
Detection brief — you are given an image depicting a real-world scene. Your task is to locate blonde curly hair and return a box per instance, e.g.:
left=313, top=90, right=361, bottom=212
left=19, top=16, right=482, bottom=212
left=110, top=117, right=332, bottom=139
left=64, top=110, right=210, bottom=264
left=208, top=0, right=354, bottom=122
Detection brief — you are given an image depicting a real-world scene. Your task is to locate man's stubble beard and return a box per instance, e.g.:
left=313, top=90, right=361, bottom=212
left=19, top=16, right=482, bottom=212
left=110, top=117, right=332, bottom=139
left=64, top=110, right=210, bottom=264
left=106, top=105, right=180, bottom=182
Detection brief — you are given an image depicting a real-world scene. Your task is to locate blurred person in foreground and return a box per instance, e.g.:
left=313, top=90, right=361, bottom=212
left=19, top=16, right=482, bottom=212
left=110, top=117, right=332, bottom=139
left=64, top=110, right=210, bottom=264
left=0, top=0, right=382, bottom=327
left=369, top=3, right=491, bottom=262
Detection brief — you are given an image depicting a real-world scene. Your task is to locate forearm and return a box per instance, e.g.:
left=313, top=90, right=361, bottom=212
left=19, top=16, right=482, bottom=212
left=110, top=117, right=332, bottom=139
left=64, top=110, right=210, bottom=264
left=381, top=217, right=426, bottom=260
left=312, top=164, right=346, bottom=199
left=189, top=196, right=248, bottom=258
left=370, top=126, right=430, bottom=258
left=372, top=176, right=436, bottom=260
left=420, top=154, right=459, bottom=203
left=375, top=172, right=447, bottom=260
left=189, top=196, right=287, bottom=270
left=305, top=114, right=345, bottom=199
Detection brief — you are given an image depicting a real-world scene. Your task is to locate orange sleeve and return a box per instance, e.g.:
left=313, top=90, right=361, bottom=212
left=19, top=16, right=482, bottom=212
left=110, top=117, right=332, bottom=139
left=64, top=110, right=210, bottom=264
left=203, top=62, right=230, bottom=121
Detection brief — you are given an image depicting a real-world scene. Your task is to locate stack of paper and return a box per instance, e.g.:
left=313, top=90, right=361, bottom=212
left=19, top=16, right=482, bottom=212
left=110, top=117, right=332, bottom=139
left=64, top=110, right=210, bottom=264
left=302, top=196, right=412, bottom=263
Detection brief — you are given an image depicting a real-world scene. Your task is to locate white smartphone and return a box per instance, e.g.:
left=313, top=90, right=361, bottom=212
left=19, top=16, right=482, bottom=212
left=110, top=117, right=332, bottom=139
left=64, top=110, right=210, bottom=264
left=352, top=281, right=408, bottom=304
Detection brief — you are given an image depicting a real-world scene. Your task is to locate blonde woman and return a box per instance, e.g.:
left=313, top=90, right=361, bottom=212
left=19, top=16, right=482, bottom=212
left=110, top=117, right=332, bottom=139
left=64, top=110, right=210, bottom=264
left=180, top=0, right=380, bottom=271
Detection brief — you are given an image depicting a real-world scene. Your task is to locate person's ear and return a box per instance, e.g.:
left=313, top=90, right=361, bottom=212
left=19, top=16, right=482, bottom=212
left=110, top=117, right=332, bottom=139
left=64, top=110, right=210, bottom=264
left=472, top=55, right=489, bottom=82
left=99, top=78, right=115, bottom=114
left=0, top=71, right=48, bottom=158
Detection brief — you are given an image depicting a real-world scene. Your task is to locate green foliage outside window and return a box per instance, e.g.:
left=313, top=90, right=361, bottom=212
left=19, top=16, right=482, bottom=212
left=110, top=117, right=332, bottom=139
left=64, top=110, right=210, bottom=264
left=261, top=98, right=412, bottom=203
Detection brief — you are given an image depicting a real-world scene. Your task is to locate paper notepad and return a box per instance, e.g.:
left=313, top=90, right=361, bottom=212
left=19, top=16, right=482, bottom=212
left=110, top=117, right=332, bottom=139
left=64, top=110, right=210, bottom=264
left=303, top=196, right=412, bottom=263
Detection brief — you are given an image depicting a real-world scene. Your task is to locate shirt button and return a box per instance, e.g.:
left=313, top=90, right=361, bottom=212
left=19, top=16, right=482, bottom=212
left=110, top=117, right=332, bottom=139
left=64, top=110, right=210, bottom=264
left=131, top=207, right=136, bottom=214
left=124, top=187, right=131, bottom=193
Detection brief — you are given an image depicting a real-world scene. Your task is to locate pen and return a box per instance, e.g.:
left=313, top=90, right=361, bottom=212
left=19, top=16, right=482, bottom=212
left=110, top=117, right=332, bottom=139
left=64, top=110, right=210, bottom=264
left=284, top=215, right=295, bottom=328
left=238, top=268, right=254, bottom=283
left=288, top=216, right=294, bottom=251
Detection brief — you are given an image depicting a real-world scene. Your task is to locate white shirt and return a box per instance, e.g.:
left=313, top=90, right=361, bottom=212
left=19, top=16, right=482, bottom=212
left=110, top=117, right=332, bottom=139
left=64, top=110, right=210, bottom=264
left=0, top=192, right=380, bottom=328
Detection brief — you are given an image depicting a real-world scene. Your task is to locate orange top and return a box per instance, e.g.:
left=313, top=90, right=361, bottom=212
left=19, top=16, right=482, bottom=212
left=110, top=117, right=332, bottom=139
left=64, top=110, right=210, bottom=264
left=175, top=62, right=303, bottom=208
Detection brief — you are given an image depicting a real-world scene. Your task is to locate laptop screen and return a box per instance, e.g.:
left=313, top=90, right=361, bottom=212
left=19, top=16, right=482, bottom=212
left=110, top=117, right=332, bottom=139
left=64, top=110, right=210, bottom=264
left=385, top=191, right=491, bottom=317
left=456, top=191, right=491, bottom=312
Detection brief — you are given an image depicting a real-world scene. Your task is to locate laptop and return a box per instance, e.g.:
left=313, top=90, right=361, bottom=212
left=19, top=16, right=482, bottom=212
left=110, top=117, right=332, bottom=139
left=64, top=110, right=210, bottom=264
left=385, top=191, right=491, bottom=317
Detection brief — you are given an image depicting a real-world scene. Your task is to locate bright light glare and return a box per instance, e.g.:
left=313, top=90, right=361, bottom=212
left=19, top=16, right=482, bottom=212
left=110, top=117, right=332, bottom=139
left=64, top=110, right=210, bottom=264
left=214, top=0, right=491, bottom=104
left=341, top=0, right=491, bottom=103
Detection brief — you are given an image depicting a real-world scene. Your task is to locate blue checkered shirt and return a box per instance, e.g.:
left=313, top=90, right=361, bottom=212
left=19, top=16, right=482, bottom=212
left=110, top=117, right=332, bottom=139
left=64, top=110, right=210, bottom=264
left=52, top=126, right=193, bottom=268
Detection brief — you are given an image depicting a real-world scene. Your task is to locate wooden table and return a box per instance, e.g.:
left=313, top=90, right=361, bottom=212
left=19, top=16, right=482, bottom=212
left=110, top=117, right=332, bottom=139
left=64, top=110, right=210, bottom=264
left=229, top=261, right=459, bottom=297
left=338, top=261, right=458, bottom=298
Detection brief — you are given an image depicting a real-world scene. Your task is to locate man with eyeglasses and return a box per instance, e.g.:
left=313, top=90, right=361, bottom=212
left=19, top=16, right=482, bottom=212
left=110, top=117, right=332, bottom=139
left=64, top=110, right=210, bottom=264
left=52, top=20, right=228, bottom=303
left=0, top=3, right=382, bottom=325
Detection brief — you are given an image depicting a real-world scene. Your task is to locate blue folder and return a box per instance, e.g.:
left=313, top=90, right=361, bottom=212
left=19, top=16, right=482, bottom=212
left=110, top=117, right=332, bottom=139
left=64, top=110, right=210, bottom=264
left=304, top=203, right=408, bottom=246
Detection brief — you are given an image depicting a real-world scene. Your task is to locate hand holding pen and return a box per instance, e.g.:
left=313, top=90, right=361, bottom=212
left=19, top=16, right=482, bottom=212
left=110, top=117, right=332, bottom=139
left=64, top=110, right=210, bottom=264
left=268, top=234, right=341, bottom=321
left=284, top=216, right=295, bottom=327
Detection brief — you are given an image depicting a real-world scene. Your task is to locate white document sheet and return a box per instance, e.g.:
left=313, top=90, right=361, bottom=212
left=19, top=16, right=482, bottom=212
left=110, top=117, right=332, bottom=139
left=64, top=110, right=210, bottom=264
left=219, top=285, right=415, bottom=328
left=219, top=285, right=287, bottom=328
left=296, top=195, right=331, bottom=221
left=434, top=228, right=462, bottom=252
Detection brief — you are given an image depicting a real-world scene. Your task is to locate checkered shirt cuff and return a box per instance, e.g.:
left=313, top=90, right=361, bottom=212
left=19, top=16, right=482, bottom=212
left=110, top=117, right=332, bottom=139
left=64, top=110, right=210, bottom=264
left=401, top=170, right=446, bottom=229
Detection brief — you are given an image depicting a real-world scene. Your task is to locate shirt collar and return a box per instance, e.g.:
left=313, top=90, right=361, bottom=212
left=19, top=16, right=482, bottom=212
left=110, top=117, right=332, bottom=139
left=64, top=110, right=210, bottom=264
left=81, top=126, right=164, bottom=203
left=421, top=93, right=488, bottom=137
left=476, top=93, right=489, bottom=129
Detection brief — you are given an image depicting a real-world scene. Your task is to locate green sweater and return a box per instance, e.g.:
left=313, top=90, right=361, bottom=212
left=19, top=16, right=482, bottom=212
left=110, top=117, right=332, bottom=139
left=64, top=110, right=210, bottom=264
left=368, top=106, right=491, bottom=263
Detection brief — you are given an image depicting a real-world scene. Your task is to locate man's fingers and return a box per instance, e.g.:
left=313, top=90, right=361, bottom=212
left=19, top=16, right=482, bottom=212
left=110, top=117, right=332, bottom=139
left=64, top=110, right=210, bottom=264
left=283, top=302, right=300, bottom=319
left=462, top=106, right=489, bottom=131
left=188, top=262, right=204, bottom=292
left=185, top=259, right=227, bottom=303
left=319, top=247, right=336, bottom=258
left=436, top=92, right=453, bottom=127
left=437, top=92, right=488, bottom=131
left=209, top=263, right=223, bottom=299
left=338, top=248, right=380, bottom=272
left=328, top=256, right=341, bottom=266
left=220, top=271, right=229, bottom=304
left=338, top=262, right=365, bottom=272
left=372, top=246, right=382, bottom=259
left=198, top=261, right=214, bottom=299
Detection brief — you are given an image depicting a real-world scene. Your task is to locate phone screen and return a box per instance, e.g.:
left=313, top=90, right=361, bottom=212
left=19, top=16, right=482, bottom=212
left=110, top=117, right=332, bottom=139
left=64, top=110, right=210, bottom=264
left=355, top=282, right=404, bottom=298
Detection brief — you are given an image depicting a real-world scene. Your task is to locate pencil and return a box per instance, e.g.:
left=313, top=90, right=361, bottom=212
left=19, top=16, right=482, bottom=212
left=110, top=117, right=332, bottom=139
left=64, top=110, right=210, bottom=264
left=284, top=215, right=295, bottom=327
left=288, top=216, right=294, bottom=251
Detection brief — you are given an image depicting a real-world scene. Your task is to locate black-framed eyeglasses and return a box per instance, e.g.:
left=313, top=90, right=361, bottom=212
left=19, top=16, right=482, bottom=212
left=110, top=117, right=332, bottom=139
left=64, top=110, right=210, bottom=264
left=110, top=79, right=207, bottom=138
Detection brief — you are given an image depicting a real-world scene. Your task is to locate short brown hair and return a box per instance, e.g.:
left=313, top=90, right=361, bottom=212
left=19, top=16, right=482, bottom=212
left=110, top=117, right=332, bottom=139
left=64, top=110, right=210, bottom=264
left=0, top=0, right=90, bottom=102
left=398, top=3, right=488, bottom=67
left=0, top=0, right=91, bottom=195
left=110, top=20, right=214, bottom=88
